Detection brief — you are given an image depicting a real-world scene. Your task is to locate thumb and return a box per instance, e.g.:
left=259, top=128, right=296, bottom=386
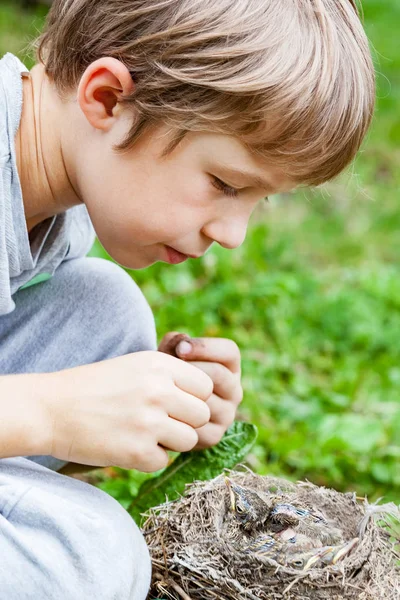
left=158, top=332, right=193, bottom=358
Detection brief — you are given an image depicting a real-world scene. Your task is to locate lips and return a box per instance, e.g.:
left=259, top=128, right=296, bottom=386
left=164, top=246, right=190, bottom=264
left=164, top=245, right=204, bottom=264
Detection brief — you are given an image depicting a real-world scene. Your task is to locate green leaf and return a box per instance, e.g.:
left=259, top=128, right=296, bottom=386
left=128, top=421, right=257, bottom=524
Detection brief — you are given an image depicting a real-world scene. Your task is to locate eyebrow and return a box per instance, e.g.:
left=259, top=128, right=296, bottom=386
left=215, top=165, right=274, bottom=193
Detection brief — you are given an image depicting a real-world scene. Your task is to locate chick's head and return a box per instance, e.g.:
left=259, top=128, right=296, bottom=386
left=225, top=477, right=270, bottom=531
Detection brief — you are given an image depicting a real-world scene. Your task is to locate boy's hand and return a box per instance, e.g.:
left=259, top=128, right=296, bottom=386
left=42, top=351, right=213, bottom=472
left=159, top=332, right=243, bottom=449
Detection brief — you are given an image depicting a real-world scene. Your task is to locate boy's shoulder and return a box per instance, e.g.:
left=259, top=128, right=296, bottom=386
left=0, top=53, right=29, bottom=155
left=0, top=53, right=28, bottom=101
left=0, top=52, right=28, bottom=79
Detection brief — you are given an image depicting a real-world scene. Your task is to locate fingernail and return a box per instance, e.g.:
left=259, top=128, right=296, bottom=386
left=176, top=340, right=192, bottom=356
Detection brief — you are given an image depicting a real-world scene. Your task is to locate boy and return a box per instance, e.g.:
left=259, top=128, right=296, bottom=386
left=0, top=0, right=374, bottom=598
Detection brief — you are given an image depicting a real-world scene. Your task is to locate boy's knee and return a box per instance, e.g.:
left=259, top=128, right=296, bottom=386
left=83, top=491, right=152, bottom=600
left=53, top=257, right=157, bottom=359
left=61, top=490, right=152, bottom=600
left=1, top=464, right=152, bottom=600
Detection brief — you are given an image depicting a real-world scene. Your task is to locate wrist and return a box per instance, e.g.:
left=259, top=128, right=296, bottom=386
left=0, top=372, right=53, bottom=458
left=38, top=369, right=78, bottom=462
left=17, top=373, right=54, bottom=457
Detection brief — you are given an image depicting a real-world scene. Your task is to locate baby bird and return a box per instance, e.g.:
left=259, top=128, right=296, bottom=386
left=240, top=534, right=359, bottom=571
left=270, top=503, right=343, bottom=545
left=241, top=533, right=288, bottom=563
left=285, top=537, right=359, bottom=571
left=269, top=503, right=327, bottom=528
left=225, top=477, right=273, bottom=532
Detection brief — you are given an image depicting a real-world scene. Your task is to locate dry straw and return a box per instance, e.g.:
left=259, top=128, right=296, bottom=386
left=143, top=470, right=400, bottom=599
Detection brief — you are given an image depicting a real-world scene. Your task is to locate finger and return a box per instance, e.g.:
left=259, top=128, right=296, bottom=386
left=176, top=338, right=241, bottom=374
left=158, top=332, right=191, bottom=357
left=194, top=422, right=227, bottom=450
left=188, top=361, right=241, bottom=401
left=166, top=388, right=211, bottom=428
left=158, top=352, right=214, bottom=401
left=204, top=393, right=237, bottom=427
left=158, top=419, right=199, bottom=453
left=129, top=445, right=170, bottom=473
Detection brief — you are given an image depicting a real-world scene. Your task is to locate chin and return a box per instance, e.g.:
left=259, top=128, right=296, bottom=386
left=115, top=256, right=156, bottom=270
left=113, top=252, right=157, bottom=270
left=96, top=240, right=154, bottom=270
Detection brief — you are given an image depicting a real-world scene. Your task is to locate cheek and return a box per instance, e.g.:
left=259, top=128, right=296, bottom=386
left=126, top=170, right=212, bottom=240
left=81, top=150, right=213, bottom=245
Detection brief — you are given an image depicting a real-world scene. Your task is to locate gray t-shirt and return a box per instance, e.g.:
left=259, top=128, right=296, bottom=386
left=0, top=53, right=95, bottom=316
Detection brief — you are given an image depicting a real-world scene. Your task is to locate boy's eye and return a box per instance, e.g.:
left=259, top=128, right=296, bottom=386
left=211, top=176, right=239, bottom=198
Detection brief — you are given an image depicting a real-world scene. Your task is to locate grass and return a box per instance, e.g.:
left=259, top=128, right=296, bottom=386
left=1, top=0, right=400, bottom=505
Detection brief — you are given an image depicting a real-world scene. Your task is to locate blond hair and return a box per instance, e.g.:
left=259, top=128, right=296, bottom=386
left=36, top=0, right=375, bottom=185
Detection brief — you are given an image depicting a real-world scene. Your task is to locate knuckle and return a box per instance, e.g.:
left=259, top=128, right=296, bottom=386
left=154, top=452, right=170, bottom=471
left=135, top=446, right=169, bottom=473
left=137, top=410, right=167, bottom=440
left=202, top=373, right=214, bottom=398
left=182, top=428, right=199, bottom=451
left=224, top=409, right=236, bottom=429
left=192, top=408, right=210, bottom=430
left=134, top=411, right=156, bottom=433
left=148, top=384, right=168, bottom=405
left=148, top=395, right=162, bottom=409
left=200, top=426, right=224, bottom=448
left=170, top=428, right=198, bottom=453
left=215, top=405, right=236, bottom=429
left=199, top=402, right=211, bottom=426
left=126, top=443, right=149, bottom=469
left=234, top=385, right=244, bottom=405
left=213, top=363, right=228, bottom=387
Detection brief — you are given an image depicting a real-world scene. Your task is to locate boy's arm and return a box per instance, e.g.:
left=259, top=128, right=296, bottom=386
left=0, top=352, right=213, bottom=472
left=0, top=373, right=51, bottom=459
left=0, top=373, right=98, bottom=473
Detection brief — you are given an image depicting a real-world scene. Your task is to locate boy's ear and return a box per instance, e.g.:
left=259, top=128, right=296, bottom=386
left=77, top=57, right=135, bottom=131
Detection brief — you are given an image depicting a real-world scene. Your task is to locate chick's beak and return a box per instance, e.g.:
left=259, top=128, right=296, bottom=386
left=332, top=537, right=359, bottom=564
left=224, top=477, right=236, bottom=511
left=303, top=553, right=323, bottom=571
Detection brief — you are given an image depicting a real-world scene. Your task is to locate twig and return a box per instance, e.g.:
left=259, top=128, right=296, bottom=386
left=282, top=574, right=309, bottom=596
left=155, top=573, right=193, bottom=600
left=169, top=581, right=193, bottom=600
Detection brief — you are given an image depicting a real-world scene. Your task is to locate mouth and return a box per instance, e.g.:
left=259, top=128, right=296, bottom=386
left=164, top=246, right=202, bottom=264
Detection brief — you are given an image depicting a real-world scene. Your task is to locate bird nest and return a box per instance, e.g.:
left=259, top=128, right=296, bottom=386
left=142, top=470, right=400, bottom=600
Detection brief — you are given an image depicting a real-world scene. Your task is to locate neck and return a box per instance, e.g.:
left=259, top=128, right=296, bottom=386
left=15, top=64, right=82, bottom=233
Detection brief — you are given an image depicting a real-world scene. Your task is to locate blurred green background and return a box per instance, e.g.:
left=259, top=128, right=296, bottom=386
left=1, top=0, right=399, bottom=504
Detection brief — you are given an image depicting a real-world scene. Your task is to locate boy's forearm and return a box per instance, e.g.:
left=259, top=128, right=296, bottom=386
left=0, top=373, right=51, bottom=459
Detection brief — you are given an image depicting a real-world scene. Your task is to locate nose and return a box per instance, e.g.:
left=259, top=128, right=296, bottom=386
left=202, top=216, right=249, bottom=250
